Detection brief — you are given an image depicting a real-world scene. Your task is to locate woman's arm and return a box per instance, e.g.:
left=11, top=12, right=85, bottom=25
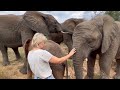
left=49, top=48, right=76, bottom=64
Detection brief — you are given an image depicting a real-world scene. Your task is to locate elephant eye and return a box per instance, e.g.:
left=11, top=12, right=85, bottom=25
left=85, top=36, right=93, bottom=43
left=86, top=38, right=96, bottom=48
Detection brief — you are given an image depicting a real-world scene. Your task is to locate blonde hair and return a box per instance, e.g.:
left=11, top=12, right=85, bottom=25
left=31, top=33, right=47, bottom=48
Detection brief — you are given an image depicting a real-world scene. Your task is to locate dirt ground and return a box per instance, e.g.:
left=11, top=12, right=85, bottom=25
left=0, top=43, right=116, bottom=79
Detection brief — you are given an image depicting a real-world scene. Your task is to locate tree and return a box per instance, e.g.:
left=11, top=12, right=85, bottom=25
left=83, top=11, right=106, bottom=20
left=105, top=11, right=120, bottom=21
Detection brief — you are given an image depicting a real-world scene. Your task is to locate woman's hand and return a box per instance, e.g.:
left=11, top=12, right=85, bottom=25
left=68, top=48, right=76, bottom=56
left=50, top=48, right=76, bottom=64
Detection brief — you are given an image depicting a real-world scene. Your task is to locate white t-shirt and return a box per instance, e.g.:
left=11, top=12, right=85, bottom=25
left=27, top=49, right=53, bottom=79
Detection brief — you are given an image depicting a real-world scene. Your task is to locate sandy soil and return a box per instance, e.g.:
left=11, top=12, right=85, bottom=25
left=0, top=43, right=116, bottom=79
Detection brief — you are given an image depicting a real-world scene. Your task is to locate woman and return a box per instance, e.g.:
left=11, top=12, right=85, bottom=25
left=28, top=33, right=76, bottom=79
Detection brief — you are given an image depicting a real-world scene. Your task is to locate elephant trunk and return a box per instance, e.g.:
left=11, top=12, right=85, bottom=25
left=72, top=39, right=89, bottom=79
left=73, top=50, right=86, bottom=79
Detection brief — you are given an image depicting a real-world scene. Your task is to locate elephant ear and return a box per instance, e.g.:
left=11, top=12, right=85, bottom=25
left=62, top=18, right=83, bottom=34
left=101, top=15, right=117, bottom=53
left=73, top=18, right=84, bottom=25
left=23, top=11, right=50, bottom=38
left=70, top=18, right=84, bottom=33
left=61, top=21, right=74, bottom=34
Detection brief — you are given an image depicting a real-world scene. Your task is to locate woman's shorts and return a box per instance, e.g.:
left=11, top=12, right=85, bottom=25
left=34, top=74, right=55, bottom=79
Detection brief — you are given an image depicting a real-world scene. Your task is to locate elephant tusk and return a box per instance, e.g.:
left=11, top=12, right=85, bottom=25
left=61, top=31, right=70, bottom=34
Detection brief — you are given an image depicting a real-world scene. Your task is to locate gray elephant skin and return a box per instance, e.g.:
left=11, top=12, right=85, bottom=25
left=72, top=15, right=120, bottom=79
left=25, top=39, right=68, bottom=79
left=25, top=18, right=84, bottom=78
left=44, top=40, right=68, bottom=79
left=61, top=18, right=84, bottom=52
left=0, top=11, right=63, bottom=74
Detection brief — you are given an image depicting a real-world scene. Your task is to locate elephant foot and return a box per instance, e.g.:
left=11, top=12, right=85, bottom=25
left=113, top=74, right=120, bottom=79
left=100, top=75, right=109, bottom=79
left=66, top=75, right=70, bottom=79
left=84, top=75, right=93, bottom=79
left=15, top=57, right=22, bottom=61
left=27, top=76, right=32, bottom=79
left=19, top=66, right=27, bottom=74
left=100, top=71, right=110, bottom=79
left=27, top=73, right=33, bottom=79
left=2, top=61, right=10, bottom=66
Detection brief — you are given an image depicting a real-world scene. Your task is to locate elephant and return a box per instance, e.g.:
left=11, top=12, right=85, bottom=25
left=0, top=11, right=63, bottom=74
left=72, top=15, right=120, bottom=79
left=44, top=40, right=68, bottom=79
left=61, top=18, right=84, bottom=52
left=24, top=39, right=68, bottom=79
left=21, top=14, right=87, bottom=76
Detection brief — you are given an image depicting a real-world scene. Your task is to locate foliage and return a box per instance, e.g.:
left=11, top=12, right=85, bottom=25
left=105, top=11, right=120, bottom=21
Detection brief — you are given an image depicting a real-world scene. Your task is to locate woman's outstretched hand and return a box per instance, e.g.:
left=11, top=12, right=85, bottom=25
left=68, top=48, right=76, bottom=56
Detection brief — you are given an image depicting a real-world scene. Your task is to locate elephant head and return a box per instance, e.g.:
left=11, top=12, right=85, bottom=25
left=61, top=18, right=84, bottom=52
left=62, top=18, right=84, bottom=34
left=20, top=11, right=63, bottom=74
left=72, top=15, right=118, bottom=79
left=23, top=11, right=62, bottom=39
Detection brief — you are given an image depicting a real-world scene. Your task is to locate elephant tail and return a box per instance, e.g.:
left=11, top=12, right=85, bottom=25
left=23, top=39, right=33, bottom=78
left=65, top=61, right=69, bottom=79
left=24, top=39, right=32, bottom=58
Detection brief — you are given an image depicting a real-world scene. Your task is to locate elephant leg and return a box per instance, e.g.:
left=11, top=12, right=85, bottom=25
left=65, top=61, right=69, bottom=79
left=64, top=39, right=72, bottom=52
left=99, top=45, right=118, bottom=79
left=99, top=39, right=119, bottom=79
left=19, top=41, right=28, bottom=74
left=99, top=54, right=113, bottom=79
left=85, top=53, right=96, bottom=79
left=19, top=30, right=34, bottom=74
left=19, top=57, right=27, bottom=74
left=27, top=62, right=33, bottom=79
left=99, top=51, right=117, bottom=79
left=19, top=41, right=31, bottom=74
left=1, top=46, right=10, bottom=66
left=12, top=47, right=21, bottom=60
left=50, top=63, right=65, bottom=79
left=113, top=59, right=120, bottom=79
left=66, top=41, right=72, bottom=53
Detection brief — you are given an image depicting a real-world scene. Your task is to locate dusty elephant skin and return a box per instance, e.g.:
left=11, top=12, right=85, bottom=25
left=22, top=18, right=85, bottom=77
left=44, top=40, right=68, bottom=79
left=61, top=18, right=84, bottom=52
left=25, top=39, right=68, bottom=79
left=0, top=11, right=63, bottom=74
left=72, top=15, right=120, bottom=79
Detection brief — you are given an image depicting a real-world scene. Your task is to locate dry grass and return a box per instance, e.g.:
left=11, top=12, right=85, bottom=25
left=61, top=43, right=116, bottom=79
left=0, top=43, right=116, bottom=79
left=0, top=47, right=27, bottom=79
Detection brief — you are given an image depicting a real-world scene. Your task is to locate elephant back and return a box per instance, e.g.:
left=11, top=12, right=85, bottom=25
left=0, top=14, right=22, bottom=30
left=44, top=40, right=65, bottom=57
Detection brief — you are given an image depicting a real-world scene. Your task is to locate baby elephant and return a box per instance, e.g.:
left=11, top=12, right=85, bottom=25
left=24, top=39, right=68, bottom=79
